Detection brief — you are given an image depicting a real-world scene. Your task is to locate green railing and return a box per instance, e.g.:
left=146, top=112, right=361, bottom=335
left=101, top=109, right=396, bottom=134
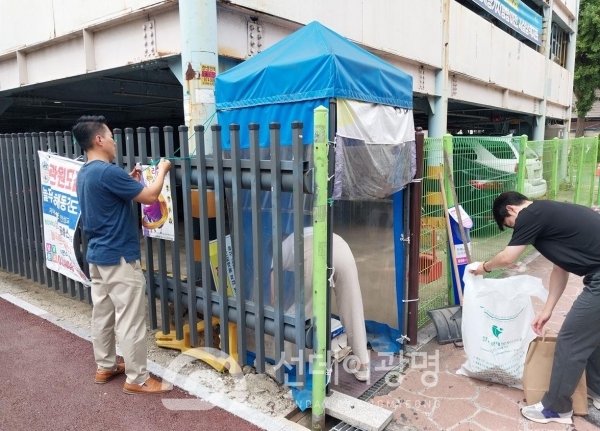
left=417, top=134, right=600, bottom=328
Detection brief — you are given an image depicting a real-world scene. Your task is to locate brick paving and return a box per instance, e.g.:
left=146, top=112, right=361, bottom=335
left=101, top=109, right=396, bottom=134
left=371, top=255, right=600, bottom=431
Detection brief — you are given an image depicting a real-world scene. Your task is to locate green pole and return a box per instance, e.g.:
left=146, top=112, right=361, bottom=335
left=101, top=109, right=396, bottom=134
left=517, top=135, right=527, bottom=194
left=442, top=134, right=454, bottom=305
left=575, top=138, right=585, bottom=204
left=597, top=136, right=600, bottom=206
left=551, top=137, right=559, bottom=201
left=589, top=137, right=598, bottom=206
left=442, top=134, right=454, bottom=206
left=311, top=106, right=329, bottom=431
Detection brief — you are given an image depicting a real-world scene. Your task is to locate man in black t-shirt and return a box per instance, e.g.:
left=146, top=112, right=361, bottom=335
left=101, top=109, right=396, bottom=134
left=470, top=191, right=600, bottom=425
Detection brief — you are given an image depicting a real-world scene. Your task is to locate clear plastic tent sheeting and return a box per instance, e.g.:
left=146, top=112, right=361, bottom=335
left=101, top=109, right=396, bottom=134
left=334, top=99, right=416, bottom=201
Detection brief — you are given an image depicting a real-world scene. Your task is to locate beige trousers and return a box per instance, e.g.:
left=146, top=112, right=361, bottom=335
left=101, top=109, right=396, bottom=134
left=301, top=234, right=369, bottom=366
left=90, top=258, right=149, bottom=384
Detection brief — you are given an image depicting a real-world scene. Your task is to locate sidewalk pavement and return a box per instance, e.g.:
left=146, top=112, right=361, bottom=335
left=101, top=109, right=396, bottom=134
left=0, top=294, right=322, bottom=431
left=0, top=296, right=268, bottom=431
left=371, top=254, right=600, bottom=431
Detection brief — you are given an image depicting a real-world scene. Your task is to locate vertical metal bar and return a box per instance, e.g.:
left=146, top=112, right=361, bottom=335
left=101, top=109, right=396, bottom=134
left=143, top=127, right=157, bottom=329
left=196, top=126, right=213, bottom=346
left=125, top=128, right=140, bottom=223
left=54, top=132, right=69, bottom=294
left=72, top=135, right=89, bottom=302
left=46, top=133, right=60, bottom=290
left=0, top=135, right=11, bottom=271
left=7, top=134, right=22, bottom=275
left=20, top=133, right=36, bottom=280
left=0, top=135, right=4, bottom=270
left=15, top=134, right=29, bottom=278
left=165, top=127, right=184, bottom=340
left=123, top=128, right=140, bottom=305
left=597, top=137, right=600, bottom=206
left=249, top=123, right=264, bottom=372
left=152, top=128, right=170, bottom=334
left=115, top=128, right=124, bottom=168
left=312, top=106, right=329, bottom=431
left=270, top=123, right=285, bottom=382
left=442, top=135, right=454, bottom=207
left=63, top=131, right=78, bottom=297
left=516, top=135, right=527, bottom=194
left=213, top=125, right=229, bottom=353
left=34, top=133, right=49, bottom=288
left=25, top=133, right=41, bottom=283
left=291, top=121, right=305, bottom=386
left=551, top=138, right=559, bottom=201
left=230, top=124, right=247, bottom=365
left=180, top=126, right=198, bottom=345
left=325, top=99, right=336, bottom=395
left=575, top=138, right=585, bottom=204
left=589, top=138, right=598, bottom=206
left=406, top=129, right=425, bottom=345
left=40, top=132, right=53, bottom=286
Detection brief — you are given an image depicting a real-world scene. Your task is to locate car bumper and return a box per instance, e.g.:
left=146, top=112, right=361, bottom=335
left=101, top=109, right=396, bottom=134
left=524, top=180, right=547, bottom=198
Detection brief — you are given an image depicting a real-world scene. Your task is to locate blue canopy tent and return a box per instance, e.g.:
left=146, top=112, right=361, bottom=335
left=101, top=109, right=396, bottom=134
left=216, top=21, right=412, bottom=148
left=215, top=21, right=414, bottom=353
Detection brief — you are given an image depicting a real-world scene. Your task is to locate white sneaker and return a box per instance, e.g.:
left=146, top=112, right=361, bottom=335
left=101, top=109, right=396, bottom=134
left=588, top=387, right=600, bottom=409
left=347, top=358, right=370, bottom=382
left=520, top=402, right=573, bottom=425
left=354, top=367, right=370, bottom=382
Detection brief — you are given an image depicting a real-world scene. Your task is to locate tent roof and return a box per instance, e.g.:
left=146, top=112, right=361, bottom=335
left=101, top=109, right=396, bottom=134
left=215, top=21, right=413, bottom=111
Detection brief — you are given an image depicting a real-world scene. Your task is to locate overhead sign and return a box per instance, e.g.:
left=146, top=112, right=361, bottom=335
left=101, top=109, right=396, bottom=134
left=38, top=152, right=90, bottom=286
left=468, top=0, right=543, bottom=46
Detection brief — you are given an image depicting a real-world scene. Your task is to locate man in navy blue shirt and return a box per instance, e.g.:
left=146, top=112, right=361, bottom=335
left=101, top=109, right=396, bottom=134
left=74, top=115, right=172, bottom=395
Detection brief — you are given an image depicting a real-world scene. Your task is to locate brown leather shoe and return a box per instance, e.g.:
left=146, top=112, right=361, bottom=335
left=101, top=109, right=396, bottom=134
left=122, top=377, right=173, bottom=395
left=94, top=363, right=126, bottom=384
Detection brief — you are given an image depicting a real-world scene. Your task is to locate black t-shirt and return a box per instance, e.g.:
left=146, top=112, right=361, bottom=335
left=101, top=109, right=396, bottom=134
left=508, top=200, right=600, bottom=276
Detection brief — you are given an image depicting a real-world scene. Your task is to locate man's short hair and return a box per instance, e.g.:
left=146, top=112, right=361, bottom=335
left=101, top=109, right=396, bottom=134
left=72, top=115, right=108, bottom=152
left=492, top=191, right=529, bottom=231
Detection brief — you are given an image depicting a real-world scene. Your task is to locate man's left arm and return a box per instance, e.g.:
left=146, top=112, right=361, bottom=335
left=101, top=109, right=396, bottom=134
left=470, top=245, right=527, bottom=276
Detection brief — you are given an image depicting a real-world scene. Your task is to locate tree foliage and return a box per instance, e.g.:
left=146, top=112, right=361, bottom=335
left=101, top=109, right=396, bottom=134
left=574, top=0, right=600, bottom=136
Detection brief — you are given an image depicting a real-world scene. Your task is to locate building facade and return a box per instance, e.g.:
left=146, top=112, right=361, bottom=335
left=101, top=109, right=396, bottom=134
left=0, top=0, right=579, bottom=139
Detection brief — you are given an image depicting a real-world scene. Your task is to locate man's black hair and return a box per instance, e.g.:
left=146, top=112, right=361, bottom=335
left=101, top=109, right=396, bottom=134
left=71, top=115, right=108, bottom=152
left=492, top=191, right=530, bottom=231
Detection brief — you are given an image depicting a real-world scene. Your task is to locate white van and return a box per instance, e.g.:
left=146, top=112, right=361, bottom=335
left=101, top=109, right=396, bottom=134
left=468, top=137, right=547, bottom=198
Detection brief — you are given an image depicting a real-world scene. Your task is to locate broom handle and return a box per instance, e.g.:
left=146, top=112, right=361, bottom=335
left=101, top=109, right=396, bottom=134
left=443, top=149, right=472, bottom=264
left=439, top=172, right=464, bottom=306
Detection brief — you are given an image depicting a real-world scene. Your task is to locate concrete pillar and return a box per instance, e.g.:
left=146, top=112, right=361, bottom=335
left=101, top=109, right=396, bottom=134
left=533, top=0, right=553, bottom=141
left=178, top=0, right=218, bottom=154
left=425, top=0, right=450, bottom=209
left=564, top=0, right=580, bottom=140
left=427, top=0, right=450, bottom=138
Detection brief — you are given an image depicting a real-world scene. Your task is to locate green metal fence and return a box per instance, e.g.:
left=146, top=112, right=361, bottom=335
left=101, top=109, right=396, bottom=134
left=418, top=138, right=448, bottom=327
left=417, top=134, right=600, bottom=328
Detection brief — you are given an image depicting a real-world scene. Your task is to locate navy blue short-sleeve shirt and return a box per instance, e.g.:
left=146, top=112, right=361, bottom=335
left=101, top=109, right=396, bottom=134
left=76, top=160, right=144, bottom=266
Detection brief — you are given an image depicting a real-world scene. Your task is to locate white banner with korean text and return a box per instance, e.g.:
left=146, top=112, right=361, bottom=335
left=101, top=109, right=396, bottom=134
left=38, top=152, right=90, bottom=286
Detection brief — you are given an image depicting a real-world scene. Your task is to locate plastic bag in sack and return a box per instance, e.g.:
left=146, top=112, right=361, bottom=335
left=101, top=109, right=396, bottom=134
left=456, top=262, right=548, bottom=388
